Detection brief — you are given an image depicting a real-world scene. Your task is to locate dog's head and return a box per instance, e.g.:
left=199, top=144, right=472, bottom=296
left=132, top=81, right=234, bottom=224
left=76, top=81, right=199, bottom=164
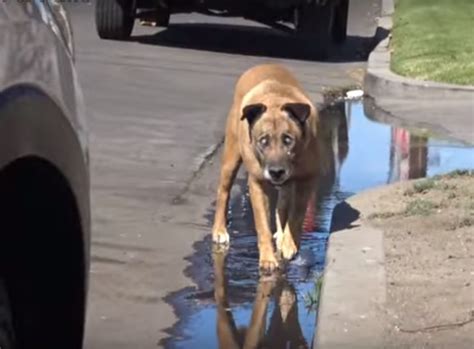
left=241, top=101, right=312, bottom=186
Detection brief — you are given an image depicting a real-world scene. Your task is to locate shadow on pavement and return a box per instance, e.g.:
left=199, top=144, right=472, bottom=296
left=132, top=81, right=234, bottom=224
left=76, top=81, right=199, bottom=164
left=133, top=23, right=389, bottom=62
left=328, top=201, right=360, bottom=233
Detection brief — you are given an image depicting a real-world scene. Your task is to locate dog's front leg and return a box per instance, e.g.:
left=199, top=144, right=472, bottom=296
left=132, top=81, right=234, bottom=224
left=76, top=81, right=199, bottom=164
left=248, top=177, right=279, bottom=272
left=242, top=278, right=275, bottom=349
left=280, top=179, right=315, bottom=261
left=212, top=129, right=242, bottom=245
left=274, top=183, right=293, bottom=250
left=213, top=249, right=240, bottom=349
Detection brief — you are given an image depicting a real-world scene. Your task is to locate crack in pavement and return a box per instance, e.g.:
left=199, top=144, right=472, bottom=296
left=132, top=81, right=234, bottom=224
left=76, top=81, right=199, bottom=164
left=171, top=137, right=225, bottom=205
left=398, top=311, right=474, bottom=334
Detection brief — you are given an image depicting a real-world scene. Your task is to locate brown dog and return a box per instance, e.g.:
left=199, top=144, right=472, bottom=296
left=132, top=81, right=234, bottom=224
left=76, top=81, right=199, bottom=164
left=212, top=64, right=327, bottom=272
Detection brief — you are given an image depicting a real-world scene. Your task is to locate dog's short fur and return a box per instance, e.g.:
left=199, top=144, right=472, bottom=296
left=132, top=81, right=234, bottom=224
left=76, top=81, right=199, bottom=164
left=212, top=64, right=327, bottom=272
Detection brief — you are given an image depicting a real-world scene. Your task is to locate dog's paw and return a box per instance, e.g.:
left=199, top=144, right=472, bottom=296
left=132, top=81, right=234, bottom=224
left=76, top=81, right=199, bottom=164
left=212, top=242, right=229, bottom=255
left=280, top=233, right=298, bottom=261
left=259, top=252, right=280, bottom=275
left=212, top=227, right=230, bottom=246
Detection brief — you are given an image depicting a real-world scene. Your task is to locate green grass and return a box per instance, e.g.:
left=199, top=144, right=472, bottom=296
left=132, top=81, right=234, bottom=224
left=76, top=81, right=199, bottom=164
left=368, top=211, right=398, bottom=220
left=404, top=178, right=436, bottom=196
left=443, top=169, right=474, bottom=178
left=391, top=0, right=474, bottom=85
left=413, top=179, right=436, bottom=193
left=404, top=199, right=438, bottom=216
left=303, top=275, right=323, bottom=312
left=432, top=169, right=474, bottom=181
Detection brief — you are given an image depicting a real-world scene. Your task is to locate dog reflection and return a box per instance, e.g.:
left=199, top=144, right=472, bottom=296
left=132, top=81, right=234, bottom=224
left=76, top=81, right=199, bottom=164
left=302, top=102, right=350, bottom=232
left=213, top=250, right=308, bottom=349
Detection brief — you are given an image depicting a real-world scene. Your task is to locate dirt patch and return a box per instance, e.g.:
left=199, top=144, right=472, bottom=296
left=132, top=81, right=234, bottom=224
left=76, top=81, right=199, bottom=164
left=365, top=170, right=474, bottom=348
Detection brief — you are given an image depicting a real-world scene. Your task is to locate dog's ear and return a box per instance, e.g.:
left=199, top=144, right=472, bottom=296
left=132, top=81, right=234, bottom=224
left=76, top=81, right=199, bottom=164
left=241, top=103, right=267, bottom=126
left=282, top=103, right=311, bottom=126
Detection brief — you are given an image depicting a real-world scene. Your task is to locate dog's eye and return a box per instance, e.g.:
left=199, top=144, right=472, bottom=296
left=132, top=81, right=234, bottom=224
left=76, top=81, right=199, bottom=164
left=282, top=135, right=294, bottom=146
left=259, top=136, right=269, bottom=148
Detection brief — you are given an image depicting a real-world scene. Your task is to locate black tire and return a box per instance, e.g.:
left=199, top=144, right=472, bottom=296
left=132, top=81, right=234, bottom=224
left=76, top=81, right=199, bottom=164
left=0, top=281, right=15, bottom=349
left=95, top=0, right=135, bottom=40
left=295, top=2, right=336, bottom=59
left=155, top=8, right=170, bottom=27
left=333, top=0, right=349, bottom=44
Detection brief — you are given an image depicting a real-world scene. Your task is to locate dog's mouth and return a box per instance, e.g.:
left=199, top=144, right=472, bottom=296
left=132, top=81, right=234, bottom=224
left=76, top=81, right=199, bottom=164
left=270, top=178, right=288, bottom=187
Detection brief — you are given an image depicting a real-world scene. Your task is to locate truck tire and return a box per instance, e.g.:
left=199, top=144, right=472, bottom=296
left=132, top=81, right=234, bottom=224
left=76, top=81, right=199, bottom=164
left=295, top=1, right=336, bottom=59
left=155, top=7, right=170, bottom=27
left=333, top=0, right=349, bottom=43
left=0, top=281, right=15, bottom=349
left=95, top=0, right=135, bottom=40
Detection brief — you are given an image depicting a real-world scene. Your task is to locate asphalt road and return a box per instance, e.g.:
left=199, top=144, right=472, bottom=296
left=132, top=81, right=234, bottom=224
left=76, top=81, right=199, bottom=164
left=66, top=1, right=381, bottom=347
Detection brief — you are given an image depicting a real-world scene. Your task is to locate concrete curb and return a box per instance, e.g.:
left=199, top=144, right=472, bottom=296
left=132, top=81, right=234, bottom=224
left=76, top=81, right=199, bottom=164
left=364, top=0, right=474, bottom=102
left=313, top=196, right=387, bottom=349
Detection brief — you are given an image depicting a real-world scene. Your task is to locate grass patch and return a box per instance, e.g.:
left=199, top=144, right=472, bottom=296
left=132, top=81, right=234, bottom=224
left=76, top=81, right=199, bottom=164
left=432, top=169, right=474, bottom=181
left=368, top=211, right=398, bottom=220
left=413, top=179, right=436, bottom=193
left=404, top=199, right=438, bottom=216
left=391, top=0, right=474, bottom=85
left=444, top=169, right=474, bottom=178
left=404, top=178, right=436, bottom=196
left=303, top=275, right=323, bottom=312
left=439, top=182, right=458, bottom=191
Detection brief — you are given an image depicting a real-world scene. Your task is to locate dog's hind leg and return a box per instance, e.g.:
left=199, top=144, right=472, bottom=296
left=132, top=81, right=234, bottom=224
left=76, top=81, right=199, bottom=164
left=212, top=129, right=242, bottom=245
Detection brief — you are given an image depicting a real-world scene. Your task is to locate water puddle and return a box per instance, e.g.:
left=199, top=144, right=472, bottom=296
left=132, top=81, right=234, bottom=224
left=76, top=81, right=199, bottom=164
left=163, top=100, right=473, bottom=348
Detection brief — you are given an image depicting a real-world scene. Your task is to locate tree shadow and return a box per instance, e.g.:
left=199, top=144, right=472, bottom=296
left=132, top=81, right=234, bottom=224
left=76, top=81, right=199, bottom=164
left=133, top=23, right=389, bottom=62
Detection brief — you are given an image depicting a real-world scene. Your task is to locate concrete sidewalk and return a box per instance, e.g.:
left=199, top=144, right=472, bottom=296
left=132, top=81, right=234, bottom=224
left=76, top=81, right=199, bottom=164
left=314, top=191, right=387, bottom=349
left=315, top=176, right=474, bottom=349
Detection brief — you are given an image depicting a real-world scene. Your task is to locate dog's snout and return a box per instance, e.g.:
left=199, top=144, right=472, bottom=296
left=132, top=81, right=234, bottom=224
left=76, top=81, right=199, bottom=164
left=269, top=167, right=286, bottom=181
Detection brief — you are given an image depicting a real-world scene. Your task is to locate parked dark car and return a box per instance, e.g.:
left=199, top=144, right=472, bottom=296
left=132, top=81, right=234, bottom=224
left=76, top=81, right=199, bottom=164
left=0, top=1, right=89, bottom=348
left=95, top=0, right=349, bottom=57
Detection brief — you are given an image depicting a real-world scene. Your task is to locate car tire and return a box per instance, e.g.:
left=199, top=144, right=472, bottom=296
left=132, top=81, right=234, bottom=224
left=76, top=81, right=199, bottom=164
left=95, top=0, right=135, bottom=40
left=333, top=0, right=349, bottom=44
left=295, top=1, right=336, bottom=59
left=0, top=280, right=15, bottom=349
left=155, top=8, right=170, bottom=27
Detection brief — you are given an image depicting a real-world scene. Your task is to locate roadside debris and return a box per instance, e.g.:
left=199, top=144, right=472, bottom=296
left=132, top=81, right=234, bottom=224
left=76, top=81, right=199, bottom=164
left=345, top=89, right=364, bottom=100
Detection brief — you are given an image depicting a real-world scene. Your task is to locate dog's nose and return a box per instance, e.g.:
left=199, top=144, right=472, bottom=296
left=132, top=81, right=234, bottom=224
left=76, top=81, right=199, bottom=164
left=269, top=167, right=286, bottom=181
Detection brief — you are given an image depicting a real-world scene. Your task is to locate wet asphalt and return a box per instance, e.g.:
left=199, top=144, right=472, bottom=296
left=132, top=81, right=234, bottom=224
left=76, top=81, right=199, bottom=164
left=65, top=1, right=382, bottom=348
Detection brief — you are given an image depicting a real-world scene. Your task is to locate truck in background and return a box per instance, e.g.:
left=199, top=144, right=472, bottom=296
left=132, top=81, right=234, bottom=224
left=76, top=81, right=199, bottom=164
left=95, top=0, right=349, bottom=58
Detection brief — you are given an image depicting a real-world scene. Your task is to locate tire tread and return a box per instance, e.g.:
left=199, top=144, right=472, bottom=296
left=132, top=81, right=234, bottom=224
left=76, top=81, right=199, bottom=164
left=95, top=0, right=134, bottom=40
